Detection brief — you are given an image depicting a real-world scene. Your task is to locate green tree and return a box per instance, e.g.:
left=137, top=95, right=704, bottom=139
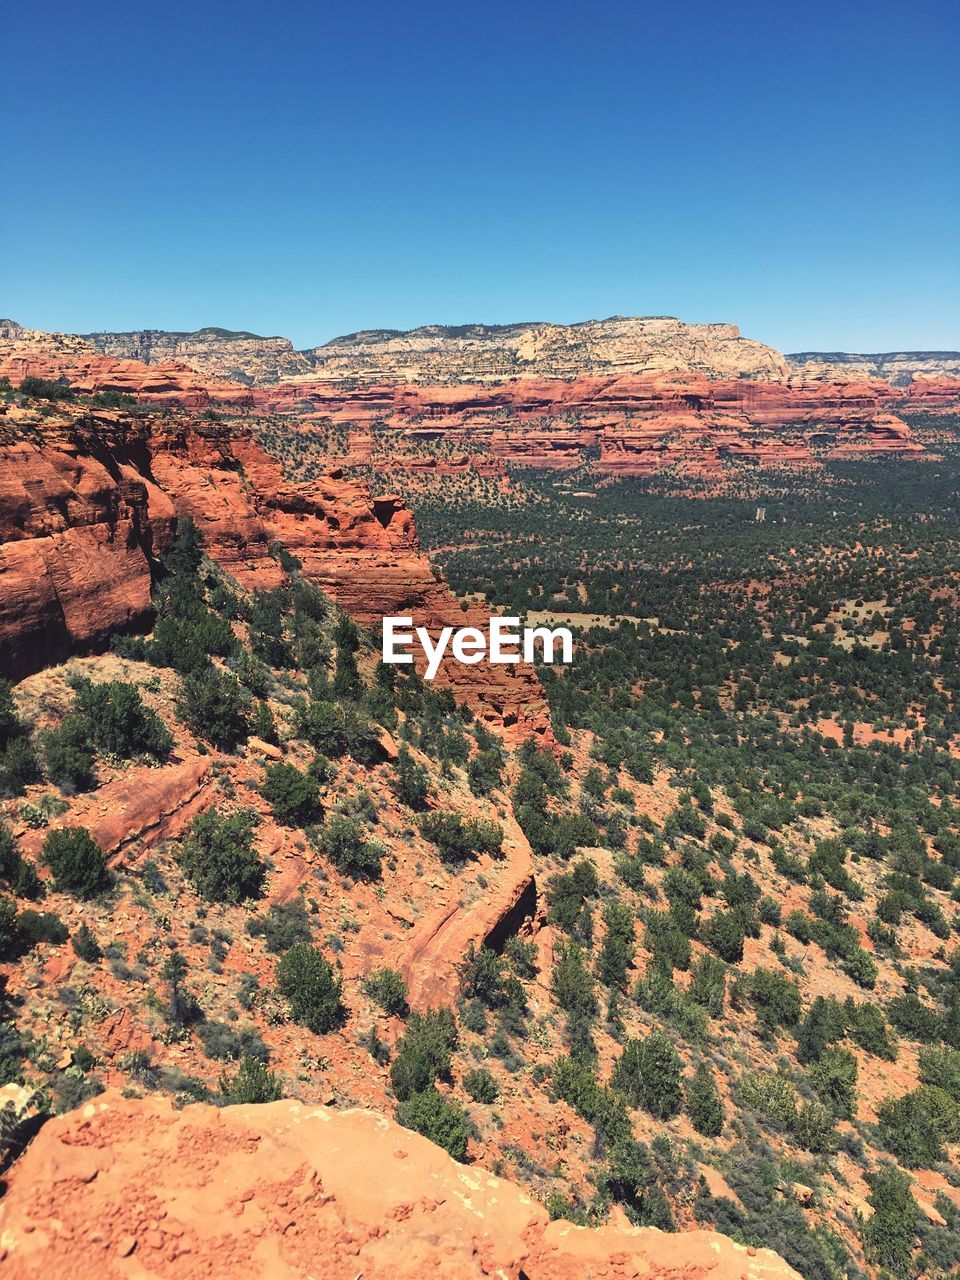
left=219, top=1056, right=283, bottom=1104
left=877, top=1085, right=960, bottom=1166
left=72, top=679, right=172, bottom=759
left=317, top=813, right=384, bottom=879
left=701, top=909, right=745, bottom=963
left=687, top=1063, right=724, bottom=1136
left=612, top=1032, right=682, bottom=1119
left=180, top=667, right=248, bottom=748
left=463, top=1067, right=498, bottom=1103
left=261, top=762, right=319, bottom=826
left=363, top=967, right=408, bottom=1016
left=394, top=745, right=429, bottom=809
left=177, top=809, right=264, bottom=902
left=389, top=1007, right=458, bottom=1101
left=42, top=827, right=109, bottom=897
left=395, top=1086, right=470, bottom=1161
left=863, top=1168, right=919, bottom=1277
left=809, top=1047, right=858, bottom=1119
left=276, top=944, right=344, bottom=1034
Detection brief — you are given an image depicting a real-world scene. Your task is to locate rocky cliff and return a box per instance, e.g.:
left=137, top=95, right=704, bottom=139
left=0, top=324, right=252, bottom=408
left=82, top=327, right=313, bottom=386
left=788, top=350, right=960, bottom=384
left=7, top=315, right=792, bottom=386
left=0, top=1089, right=802, bottom=1280
left=0, top=402, right=550, bottom=739
left=304, top=316, right=791, bottom=384
left=257, top=371, right=945, bottom=477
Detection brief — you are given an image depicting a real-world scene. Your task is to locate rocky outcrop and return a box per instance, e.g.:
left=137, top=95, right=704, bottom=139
left=789, top=349, right=960, bottom=385
left=303, top=316, right=792, bottom=384
left=0, top=410, right=551, bottom=741
left=0, top=1090, right=802, bottom=1280
left=0, top=326, right=252, bottom=408
left=399, top=811, right=537, bottom=1007
left=18, top=754, right=213, bottom=868
left=258, top=372, right=945, bottom=476
left=0, top=419, right=177, bottom=678
left=81, top=327, right=313, bottom=386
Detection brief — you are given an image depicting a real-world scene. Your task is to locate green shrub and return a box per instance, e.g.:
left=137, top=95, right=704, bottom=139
left=419, top=812, right=503, bottom=864
left=0, top=737, right=41, bottom=797
left=180, top=667, right=248, bottom=748
left=17, top=909, right=68, bottom=946
left=261, top=763, right=319, bottom=826
left=245, top=899, right=312, bottom=954
left=846, top=999, right=897, bottom=1060
left=463, top=1067, right=499, bottom=1103
left=919, top=1045, right=960, bottom=1103
left=42, top=718, right=95, bottom=792
left=701, top=909, right=745, bottom=963
left=611, top=1032, right=682, bottom=1118
left=72, top=679, right=172, bottom=759
left=42, top=827, right=109, bottom=897
left=551, top=942, right=597, bottom=1018
left=809, top=1047, right=858, bottom=1119
left=363, top=967, right=408, bottom=1016
left=739, top=1070, right=797, bottom=1125
left=598, top=901, right=635, bottom=987
left=317, top=813, right=384, bottom=879
left=276, top=943, right=344, bottom=1033
left=878, top=1085, right=960, bottom=1166
left=177, top=809, right=263, bottom=902
left=747, top=967, right=801, bottom=1031
left=72, top=922, right=102, bottom=962
left=0, top=823, right=40, bottom=900
left=394, top=745, right=429, bottom=809
left=687, top=1063, right=724, bottom=1136
left=395, top=1085, right=470, bottom=1161
left=793, top=1099, right=837, bottom=1153
left=863, top=1167, right=919, bottom=1277
left=389, top=1007, right=458, bottom=1101
left=219, top=1056, right=282, bottom=1104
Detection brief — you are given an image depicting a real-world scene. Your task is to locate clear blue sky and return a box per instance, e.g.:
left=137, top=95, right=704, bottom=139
left=4, top=0, right=958, bottom=352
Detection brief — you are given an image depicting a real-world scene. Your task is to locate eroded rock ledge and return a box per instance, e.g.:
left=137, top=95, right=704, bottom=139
left=0, top=1089, right=801, bottom=1280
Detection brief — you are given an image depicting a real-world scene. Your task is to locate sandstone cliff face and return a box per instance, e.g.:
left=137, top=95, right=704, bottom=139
left=0, top=413, right=177, bottom=678
left=303, top=315, right=792, bottom=384
left=788, top=349, right=960, bottom=385
left=82, top=327, right=313, bottom=386
left=0, top=408, right=551, bottom=740
left=257, top=372, right=942, bottom=476
left=0, top=326, right=252, bottom=408
left=0, top=1090, right=802, bottom=1280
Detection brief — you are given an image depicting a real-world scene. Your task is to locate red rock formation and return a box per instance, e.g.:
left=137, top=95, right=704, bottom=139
left=398, top=810, right=537, bottom=1007
left=0, top=326, right=252, bottom=408
left=18, top=754, right=213, bottom=869
left=0, top=1089, right=802, bottom=1280
left=255, top=371, right=954, bottom=476
left=0, top=411, right=551, bottom=742
left=0, top=419, right=177, bottom=678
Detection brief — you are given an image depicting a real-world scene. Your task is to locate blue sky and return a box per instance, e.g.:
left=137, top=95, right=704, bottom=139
left=4, top=0, right=958, bottom=352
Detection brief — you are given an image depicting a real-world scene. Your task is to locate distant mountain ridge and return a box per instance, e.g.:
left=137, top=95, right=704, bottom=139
left=788, top=349, right=960, bottom=385
left=77, top=315, right=790, bottom=385
left=5, top=317, right=958, bottom=388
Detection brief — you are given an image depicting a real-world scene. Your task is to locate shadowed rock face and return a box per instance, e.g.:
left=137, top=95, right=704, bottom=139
left=0, top=1089, right=802, bottom=1280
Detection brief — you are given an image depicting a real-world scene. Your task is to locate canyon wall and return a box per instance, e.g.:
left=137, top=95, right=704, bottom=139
left=0, top=405, right=550, bottom=740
